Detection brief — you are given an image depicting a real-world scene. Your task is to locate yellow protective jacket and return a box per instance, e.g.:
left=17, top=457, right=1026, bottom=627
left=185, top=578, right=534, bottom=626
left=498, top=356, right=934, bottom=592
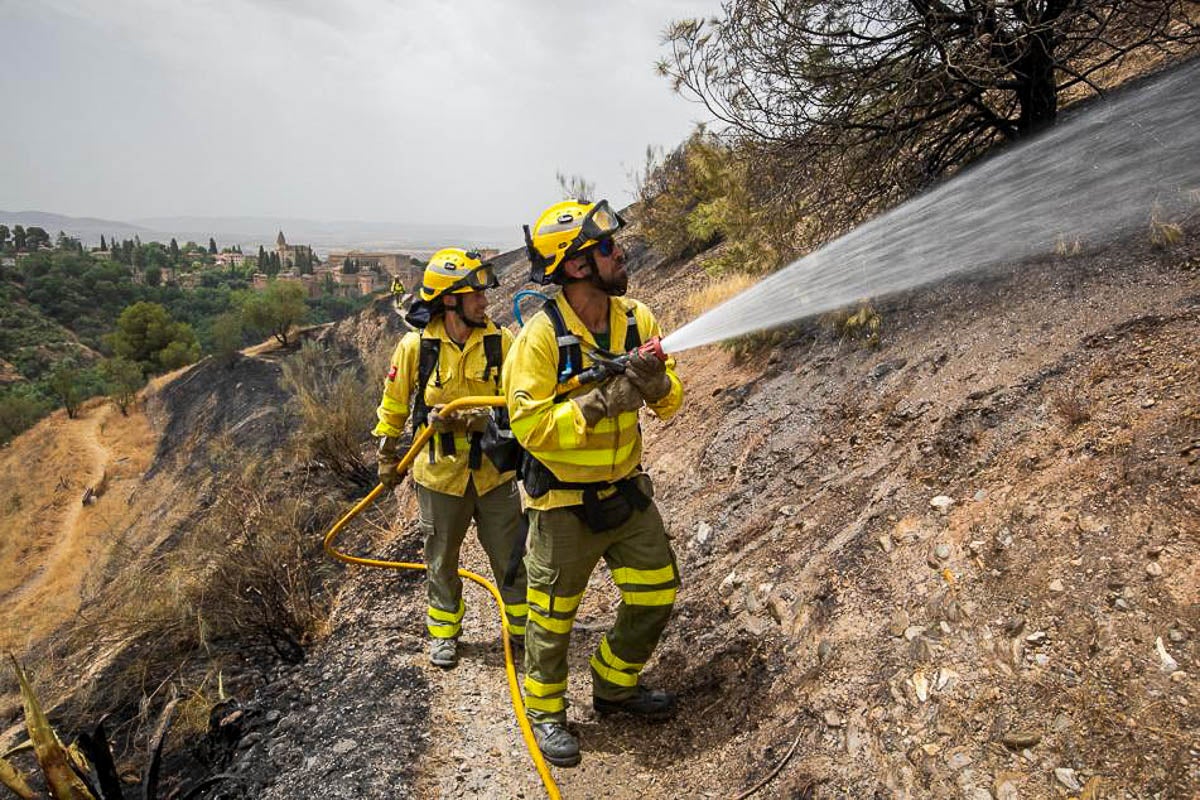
left=504, top=294, right=683, bottom=510
left=373, top=317, right=515, bottom=497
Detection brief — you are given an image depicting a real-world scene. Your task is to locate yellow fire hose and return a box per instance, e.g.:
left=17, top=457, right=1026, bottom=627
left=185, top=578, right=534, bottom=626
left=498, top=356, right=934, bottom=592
left=323, top=395, right=562, bottom=800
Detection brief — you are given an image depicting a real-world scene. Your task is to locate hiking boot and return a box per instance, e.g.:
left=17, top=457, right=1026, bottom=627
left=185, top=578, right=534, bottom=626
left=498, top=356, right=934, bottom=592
left=531, top=722, right=580, bottom=767
left=593, top=685, right=676, bottom=721
left=429, top=637, right=458, bottom=668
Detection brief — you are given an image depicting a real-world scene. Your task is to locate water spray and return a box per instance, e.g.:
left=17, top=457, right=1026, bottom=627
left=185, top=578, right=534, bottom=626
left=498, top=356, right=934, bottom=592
left=660, top=59, right=1200, bottom=354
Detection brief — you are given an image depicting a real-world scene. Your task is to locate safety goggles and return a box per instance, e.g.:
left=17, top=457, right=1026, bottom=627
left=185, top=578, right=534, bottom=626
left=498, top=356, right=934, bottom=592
left=446, top=261, right=499, bottom=293
left=564, top=200, right=624, bottom=260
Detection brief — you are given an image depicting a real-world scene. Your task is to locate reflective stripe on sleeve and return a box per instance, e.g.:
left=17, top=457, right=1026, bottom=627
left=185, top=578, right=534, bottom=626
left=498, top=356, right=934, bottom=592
left=379, top=394, right=408, bottom=415
left=552, top=401, right=580, bottom=448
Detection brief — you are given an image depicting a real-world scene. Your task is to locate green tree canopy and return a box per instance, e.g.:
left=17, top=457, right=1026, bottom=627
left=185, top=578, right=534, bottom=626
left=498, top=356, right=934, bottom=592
left=25, top=226, right=51, bottom=251
left=47, top=360, right=85, bottom=418
left=105, top=301, right=201, bottom=373
left=100, top=356, right=143, bottom=415
left=241, top=280, right=307, bottom=346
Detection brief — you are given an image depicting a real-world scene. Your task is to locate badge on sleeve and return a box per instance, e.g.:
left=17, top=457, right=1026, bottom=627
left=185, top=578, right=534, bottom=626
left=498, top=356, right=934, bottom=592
left=387, top=365, right=398, bottom=382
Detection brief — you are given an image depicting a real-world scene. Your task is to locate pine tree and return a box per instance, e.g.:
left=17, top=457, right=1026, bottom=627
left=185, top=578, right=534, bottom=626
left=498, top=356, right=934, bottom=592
left=169, top=238, right=180, bottom=262
left=100, top=234, right=107, bottom=251
left=209, top=237, right=217, bottom=254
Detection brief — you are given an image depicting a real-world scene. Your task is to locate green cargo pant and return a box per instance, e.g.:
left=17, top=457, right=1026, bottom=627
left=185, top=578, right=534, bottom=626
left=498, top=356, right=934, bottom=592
left=417, top=478, right=528, bottom=640
left=522, top=493, right=679, bottom=725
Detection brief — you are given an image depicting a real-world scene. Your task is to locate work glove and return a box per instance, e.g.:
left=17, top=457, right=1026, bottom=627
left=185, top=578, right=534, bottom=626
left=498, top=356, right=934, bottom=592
left=624, top=351, right=671, bottom=403
left=377, top=436, right=403, bottom=488
left=573, top=376, right=644, bottom=427
left=460, top=409, right=493, bottom=435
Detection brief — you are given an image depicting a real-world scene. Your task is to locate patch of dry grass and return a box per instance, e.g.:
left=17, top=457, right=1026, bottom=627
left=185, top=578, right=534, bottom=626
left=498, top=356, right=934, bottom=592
left=0, top=402, right=156, bottom=652
left=1052, top=386, right=1092, bottom=427
left=1054, top=234, right=1083, bottom=257
left=685, top=273, right=757, bottom=320
left=281, top=341, right=381, bottom=491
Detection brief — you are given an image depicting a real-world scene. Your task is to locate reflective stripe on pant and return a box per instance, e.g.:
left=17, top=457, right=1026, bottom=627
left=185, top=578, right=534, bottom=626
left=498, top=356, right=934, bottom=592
left=522, top=498, right=678, bottom=725
left=417, top=479, right=528, bottom=639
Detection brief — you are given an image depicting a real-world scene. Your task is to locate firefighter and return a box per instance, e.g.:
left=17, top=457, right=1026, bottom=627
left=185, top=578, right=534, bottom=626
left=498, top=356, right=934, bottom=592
left=373, top=248, right=527, bottom=668
left=504, top=199, right=684, bottom=766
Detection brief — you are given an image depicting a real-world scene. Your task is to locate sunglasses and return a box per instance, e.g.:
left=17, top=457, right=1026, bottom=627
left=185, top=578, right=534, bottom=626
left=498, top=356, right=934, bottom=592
left=583, top=236, right=617, bottom=258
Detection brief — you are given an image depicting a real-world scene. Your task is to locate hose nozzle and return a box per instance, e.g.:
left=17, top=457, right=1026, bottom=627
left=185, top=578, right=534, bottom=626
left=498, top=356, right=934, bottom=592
left=633, top=336, right=666, bottom=362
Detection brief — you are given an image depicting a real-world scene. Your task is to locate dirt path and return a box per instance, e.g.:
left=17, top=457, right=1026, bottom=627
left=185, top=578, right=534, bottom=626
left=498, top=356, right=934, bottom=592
left=0, top=399, right=157, bottom=651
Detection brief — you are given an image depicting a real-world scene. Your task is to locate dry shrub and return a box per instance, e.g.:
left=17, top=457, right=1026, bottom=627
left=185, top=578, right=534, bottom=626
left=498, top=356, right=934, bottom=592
left=1149, top=203, right=1185, bottom=249
left=59, top=456, right=339, bottom=744
left=281, top=341, right=378, bottom=491
left=823, top=304, right=882, bottom=348
left=685, top=272, right=757, bottom=320
left=1052, top=386, right=1092, bottom=427
left=1149, top=218, right=1184, bottom=249
left=722, top=329, right=792, bottom=362
left=1054, top=234, right=1083, bottom=256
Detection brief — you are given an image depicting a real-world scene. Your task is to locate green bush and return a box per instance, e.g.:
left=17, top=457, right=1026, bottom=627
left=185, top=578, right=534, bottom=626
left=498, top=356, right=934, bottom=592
left=100, top=357, right=144, bottom=415
left=0, top=387, right=50, bottom=444
left=104, top=301, right=201, bottom=374
left=637, top=130, right=804, bottom=275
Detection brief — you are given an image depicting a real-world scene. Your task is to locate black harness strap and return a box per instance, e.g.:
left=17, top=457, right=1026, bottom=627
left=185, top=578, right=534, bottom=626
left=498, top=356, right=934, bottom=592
left=482, top=333, right=503, bottom=384
left=622, top=305, right=641, bottom=352
left=414, top=337, right=442, bottom=464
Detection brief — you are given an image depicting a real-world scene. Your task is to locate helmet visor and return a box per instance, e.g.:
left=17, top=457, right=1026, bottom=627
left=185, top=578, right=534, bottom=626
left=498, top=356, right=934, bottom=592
left=563, top=200, right=624, bottom=261
left=448, top=262, right=499, bottom=293
left=580, top=200, right=622, bottom=242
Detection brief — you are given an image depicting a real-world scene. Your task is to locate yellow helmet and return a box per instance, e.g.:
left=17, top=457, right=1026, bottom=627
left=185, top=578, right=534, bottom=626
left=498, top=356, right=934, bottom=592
left=418, top=248, right=498, bottom=303
left=524, top=199, right=625, bottom=285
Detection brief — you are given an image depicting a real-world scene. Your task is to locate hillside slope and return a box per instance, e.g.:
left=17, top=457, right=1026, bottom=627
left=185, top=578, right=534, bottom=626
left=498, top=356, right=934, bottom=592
left=1, top=221, right=1195, bottom=799
left=191, top=225, right=1197, bottom=799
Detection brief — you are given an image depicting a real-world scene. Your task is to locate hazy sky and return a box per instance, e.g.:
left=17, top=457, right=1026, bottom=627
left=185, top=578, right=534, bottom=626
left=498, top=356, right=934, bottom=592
left=0, top=0, right=719, bottom=227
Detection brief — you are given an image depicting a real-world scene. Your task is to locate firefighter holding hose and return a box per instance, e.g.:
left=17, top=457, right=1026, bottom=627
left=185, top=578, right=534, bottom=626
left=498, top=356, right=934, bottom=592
left=373, top=248, right=528, bottom=669
left=505, top=199, right=684, bottom=766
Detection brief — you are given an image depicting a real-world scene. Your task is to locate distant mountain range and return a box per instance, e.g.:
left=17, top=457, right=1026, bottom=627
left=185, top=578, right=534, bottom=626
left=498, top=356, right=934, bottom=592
left=0, top=211, right=521, bottom=256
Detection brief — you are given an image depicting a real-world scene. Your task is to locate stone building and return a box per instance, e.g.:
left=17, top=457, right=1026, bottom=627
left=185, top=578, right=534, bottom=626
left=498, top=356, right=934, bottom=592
left=275, top=231, right=315, bottom=270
